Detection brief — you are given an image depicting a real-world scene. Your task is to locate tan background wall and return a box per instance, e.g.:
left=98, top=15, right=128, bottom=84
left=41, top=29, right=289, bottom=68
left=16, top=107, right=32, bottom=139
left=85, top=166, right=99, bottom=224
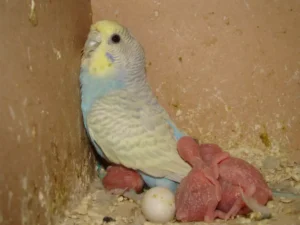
left=0, top=1, right=94, bottom=224
left=92, top=0, right=300, bottom=155
left=1, top=1, right=299, bottom=225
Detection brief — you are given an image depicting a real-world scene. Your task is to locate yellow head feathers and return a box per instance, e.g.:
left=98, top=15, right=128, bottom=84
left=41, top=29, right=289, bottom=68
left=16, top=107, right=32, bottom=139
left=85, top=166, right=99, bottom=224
left=91, top=20, right=124, bottom=38
left=81, top=20, right=145, bottom=77
left=82, top=20, right=128, bottom=76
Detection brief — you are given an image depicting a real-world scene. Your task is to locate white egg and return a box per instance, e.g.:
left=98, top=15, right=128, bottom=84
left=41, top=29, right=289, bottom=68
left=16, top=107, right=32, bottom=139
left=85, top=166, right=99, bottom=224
left=141, top=187, right=175, bottom=223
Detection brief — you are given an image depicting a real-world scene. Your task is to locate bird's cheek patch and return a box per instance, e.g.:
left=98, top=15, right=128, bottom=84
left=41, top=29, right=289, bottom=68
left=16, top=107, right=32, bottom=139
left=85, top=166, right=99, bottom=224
left=105, top=52, right=115, bottom=63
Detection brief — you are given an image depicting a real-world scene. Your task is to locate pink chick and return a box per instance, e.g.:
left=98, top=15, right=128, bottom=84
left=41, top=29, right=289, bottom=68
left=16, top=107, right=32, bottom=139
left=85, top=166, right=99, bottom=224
left=175, top=136, right=227, bottom=222
left=102, top=165, right=144, bottom=193
left=199, top=144, right=273, bottom=219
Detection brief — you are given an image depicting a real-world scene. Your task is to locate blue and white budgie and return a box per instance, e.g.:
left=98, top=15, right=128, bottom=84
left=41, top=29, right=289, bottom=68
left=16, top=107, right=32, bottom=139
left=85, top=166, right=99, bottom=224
left=80, top=20, right=191, bottom=193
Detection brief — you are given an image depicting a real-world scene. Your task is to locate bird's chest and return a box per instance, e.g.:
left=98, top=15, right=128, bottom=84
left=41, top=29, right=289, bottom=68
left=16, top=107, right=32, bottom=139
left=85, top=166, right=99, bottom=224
left=89, top=91, right=144, bottom=132
left=80, top=71, right=125, bottom=120
left=98, top=91, right=140, bottom=114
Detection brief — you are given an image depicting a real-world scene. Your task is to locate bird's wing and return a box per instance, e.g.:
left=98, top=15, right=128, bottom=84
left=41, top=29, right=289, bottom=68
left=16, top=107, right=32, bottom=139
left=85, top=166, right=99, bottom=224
left=87, top=90, right=191, bottom=182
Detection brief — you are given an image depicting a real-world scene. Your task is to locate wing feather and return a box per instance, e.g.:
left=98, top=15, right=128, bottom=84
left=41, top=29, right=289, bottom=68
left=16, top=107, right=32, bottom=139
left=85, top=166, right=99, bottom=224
left=87, top=89, right=191, bottom=182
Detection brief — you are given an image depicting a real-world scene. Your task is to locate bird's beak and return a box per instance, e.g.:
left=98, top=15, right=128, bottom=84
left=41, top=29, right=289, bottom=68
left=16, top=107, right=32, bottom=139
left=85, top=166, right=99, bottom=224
left=86, top=30, right=101, bottom=50
left=82, top=30, right=102, bottom=61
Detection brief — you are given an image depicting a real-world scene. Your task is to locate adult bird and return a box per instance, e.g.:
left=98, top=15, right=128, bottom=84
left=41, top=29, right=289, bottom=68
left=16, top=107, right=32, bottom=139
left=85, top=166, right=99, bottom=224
left=79, top=20, right=191, bottom=193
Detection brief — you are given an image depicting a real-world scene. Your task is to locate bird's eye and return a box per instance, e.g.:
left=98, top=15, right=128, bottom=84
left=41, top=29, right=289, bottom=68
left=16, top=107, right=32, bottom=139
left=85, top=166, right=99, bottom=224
left=111, top=34, right=121, bottom=43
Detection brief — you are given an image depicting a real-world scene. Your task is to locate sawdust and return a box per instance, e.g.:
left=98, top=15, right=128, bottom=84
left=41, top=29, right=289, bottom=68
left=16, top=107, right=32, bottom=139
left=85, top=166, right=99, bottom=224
left=225, top=146, right=300, bottom=195
left=58, top=147, right=300, bottom=225
left=58, top=178, right=300, bottom=225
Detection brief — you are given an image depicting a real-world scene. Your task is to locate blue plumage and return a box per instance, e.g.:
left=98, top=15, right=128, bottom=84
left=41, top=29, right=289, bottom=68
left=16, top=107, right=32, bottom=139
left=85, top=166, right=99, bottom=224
left=80, top=67, right=125, bottom=158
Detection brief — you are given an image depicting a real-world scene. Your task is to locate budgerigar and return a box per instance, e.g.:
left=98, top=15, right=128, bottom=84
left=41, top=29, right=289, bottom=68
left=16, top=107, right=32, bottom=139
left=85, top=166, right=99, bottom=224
left=80, top=20, right=191, bottom=193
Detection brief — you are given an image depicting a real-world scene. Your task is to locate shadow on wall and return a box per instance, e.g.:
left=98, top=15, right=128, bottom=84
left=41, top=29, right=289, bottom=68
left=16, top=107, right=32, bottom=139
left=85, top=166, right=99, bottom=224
left=0, top=1, right=94, bottom=225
